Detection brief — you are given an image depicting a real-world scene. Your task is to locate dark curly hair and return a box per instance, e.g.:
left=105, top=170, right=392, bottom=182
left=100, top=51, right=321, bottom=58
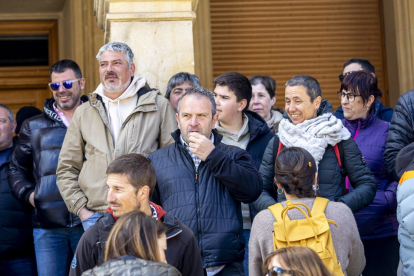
left=274, top=147, right=317, bottom=198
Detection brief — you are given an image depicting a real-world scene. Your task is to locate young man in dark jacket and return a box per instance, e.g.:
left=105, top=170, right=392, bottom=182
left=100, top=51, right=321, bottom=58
left=69, top=153, right=203, bottom=276
left=149, top=87, right=263, bottom=276
left=0, top=104, right=36, bottom=275
left=8, top=60, right=87, bottom=276
left=212, top=72, right=274, bottom=275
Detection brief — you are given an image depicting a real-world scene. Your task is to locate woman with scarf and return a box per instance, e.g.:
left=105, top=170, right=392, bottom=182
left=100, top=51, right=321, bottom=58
left=253, top=74, right=377, bottom=214
left=339, top=71, right=399, bottom=276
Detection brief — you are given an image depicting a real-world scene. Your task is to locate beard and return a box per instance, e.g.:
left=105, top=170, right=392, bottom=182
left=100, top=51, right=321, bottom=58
left=102, top=72, right=131, bottom=95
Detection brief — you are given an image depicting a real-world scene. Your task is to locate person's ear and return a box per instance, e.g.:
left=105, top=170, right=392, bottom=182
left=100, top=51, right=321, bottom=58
left=238, top=99, right=247, bottom=112
left=130, top=63, right=136, bottom=76
left=176, top=113, right=180, bottom=129
left=80, top=78, right=86, bottom=90
left=11, top=120, right=17, bottom=133
left=270, top=96, right=276, bottom=106
left=366, top=95, right=375, bottom=108
left=313, top=96, right=322, bottom=111
left=138, top=185, right=150, bottom=201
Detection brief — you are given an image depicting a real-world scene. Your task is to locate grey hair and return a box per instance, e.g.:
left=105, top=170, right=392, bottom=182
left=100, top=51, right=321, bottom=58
left=0, top=103, right=15, bottom=122
left=96, top=42, right=134, bottom=67
left=177, top=87, right=216, bottom=117
left=165, top=72, right=201, bottom=99
left=285, top=74, right=321, bottom=102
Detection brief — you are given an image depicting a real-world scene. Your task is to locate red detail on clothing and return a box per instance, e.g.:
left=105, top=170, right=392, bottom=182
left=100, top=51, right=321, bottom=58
left=150, top=202, right=166, bottom=220
left=106, top=207, right=118, bottom=221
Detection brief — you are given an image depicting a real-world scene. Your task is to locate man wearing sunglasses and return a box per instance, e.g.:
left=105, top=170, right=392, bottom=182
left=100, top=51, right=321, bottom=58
left=56, top=42, right=176, bottom=232
left=334, top=58, right=393, bottom=122
left=8, top=60, right=87, bottom=276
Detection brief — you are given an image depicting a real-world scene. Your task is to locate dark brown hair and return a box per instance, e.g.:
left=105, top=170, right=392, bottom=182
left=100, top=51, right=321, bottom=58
left=340, top=70, right=382, bottom=105
left=274, top=147, right=317, bottom=198
left=105, top=210, right=166, bottom=262
left=106, top=153, right=156, bottom=197
left=262, top=247, right=334, bottom=276
left=213, top=71, right=252, bottom=111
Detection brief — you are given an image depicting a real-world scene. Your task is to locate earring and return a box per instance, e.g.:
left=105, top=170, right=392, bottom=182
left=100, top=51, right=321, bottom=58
left=277, top=188, right=284, bottom=195
left=312, top=184, right=319, bottom=192
left=366, top=107, right=369, bottom=110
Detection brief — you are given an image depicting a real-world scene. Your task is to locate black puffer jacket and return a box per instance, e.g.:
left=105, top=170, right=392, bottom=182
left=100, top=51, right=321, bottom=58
left=384, top=89, right=414, bottom=181
left=149, top=129, right=262, bottom=268
left=0, top=138, right=35, bottom=258
left=8, top=97, right=87, bottom=228
left=254, top=99, right=377, bottom=213
left=82, top=255, right=182, bottom=276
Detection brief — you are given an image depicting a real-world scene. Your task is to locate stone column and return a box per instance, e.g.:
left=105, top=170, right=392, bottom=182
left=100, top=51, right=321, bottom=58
left=94, top=0, right=198, bottom=94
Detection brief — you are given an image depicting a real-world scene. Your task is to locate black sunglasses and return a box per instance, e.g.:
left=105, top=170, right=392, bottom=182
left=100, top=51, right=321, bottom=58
left=266, top=266, right=292, bottom=276
left=338, top=71, right=357, bottom=82
left=48, top=78, right=81, bottom=91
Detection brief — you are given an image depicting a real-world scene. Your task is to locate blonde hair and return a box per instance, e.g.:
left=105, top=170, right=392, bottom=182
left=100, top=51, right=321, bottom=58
left=262, top=247, right=334, bottom=276
left=104, top=210, right=166, bottom=262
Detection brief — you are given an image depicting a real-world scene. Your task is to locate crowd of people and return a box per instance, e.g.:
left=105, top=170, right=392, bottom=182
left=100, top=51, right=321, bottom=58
left=1, top=41, right=414, bottom=276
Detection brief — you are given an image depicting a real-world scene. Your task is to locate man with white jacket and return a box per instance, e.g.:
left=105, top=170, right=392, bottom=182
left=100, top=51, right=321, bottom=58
left=57, top=42, right=176, bottom=231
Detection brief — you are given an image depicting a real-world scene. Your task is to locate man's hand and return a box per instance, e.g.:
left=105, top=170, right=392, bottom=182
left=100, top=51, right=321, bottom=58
left=188, top=132, right=215, bottom=161
left=78, top=207, right=95, bottom=221
left=29, top=192, right=35, bottom=207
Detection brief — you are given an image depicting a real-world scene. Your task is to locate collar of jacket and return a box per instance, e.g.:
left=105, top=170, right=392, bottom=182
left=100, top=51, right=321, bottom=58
left=43, top=95, right=89, bottom=125
left=171, top=128, right=223, bottom=147
left=282, top=98, right=334, bottom=122
left=244, top=109, right=271, bottom=142
left=342, top=107, right=376, bottom=136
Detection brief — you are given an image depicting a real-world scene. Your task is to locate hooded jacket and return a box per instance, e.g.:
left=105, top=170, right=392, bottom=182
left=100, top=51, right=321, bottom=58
left=69, top=203, right=203, bottom=276
left=1, top=138, right=35, bottom=258
left=343, top=111, right=398, bottom=239
left=8, top=97, right=87, bottom=228
left=149, top=129, right=262, bottom=268
left=57, top=77, right=176, bottom=215
left=384, top=89, right=414, bottom=182
left=254, top=99, right=377, bottom=213
left=82, top=255, right=182, bottom=276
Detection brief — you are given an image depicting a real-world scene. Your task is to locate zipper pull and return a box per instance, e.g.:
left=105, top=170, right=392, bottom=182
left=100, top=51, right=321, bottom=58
left=196, top=174, right=198, bottom=180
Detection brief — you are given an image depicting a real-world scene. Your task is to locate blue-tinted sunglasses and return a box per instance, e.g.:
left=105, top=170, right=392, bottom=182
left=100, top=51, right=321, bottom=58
left=48, top=78, right=81, bottom=91
left=266, top=266, right=292, bottom=276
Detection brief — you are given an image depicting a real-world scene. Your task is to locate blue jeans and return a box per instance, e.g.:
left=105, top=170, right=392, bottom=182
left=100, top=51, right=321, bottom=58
left=33, top=227, right=84, bottom=276
left=0, top=255, right=37, bottom=276
left=243, top=229, right=250, bottom=276
left=81, top=212, right=102, bottom=231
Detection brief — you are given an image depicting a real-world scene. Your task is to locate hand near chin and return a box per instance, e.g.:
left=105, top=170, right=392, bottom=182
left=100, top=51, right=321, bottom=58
left=188, top=132, right=215, bottom=161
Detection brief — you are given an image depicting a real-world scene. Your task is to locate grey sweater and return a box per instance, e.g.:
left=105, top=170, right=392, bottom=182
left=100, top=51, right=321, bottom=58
left=249, top=198, right=365, bottom=276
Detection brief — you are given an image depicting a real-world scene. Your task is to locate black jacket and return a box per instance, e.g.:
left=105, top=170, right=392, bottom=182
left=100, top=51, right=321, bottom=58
left=0, top=138, right=35, bottom=258
left=384, top=89, right=414, bottom=181
left=149, top=129, right=262, bottom=267
left=82, top=255, right=182, bottom=276
left=69, top=210, right=204, bottom=276
left=254, top=99, right=377, bottom=213
left=8, top=97, right=87, bottom=228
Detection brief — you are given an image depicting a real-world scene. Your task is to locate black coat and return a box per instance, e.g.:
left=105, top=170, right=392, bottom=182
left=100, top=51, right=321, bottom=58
left=149, top=129, right=262, bottom=268
left=253, top=99, right=377, bottom=213
left=384, top=89, right=414, bottom=181
left=0, top=138, right=35, bottom=258
left=8, top=97, right=87, bottom=228
left=69, top=211, right=203, bottom=276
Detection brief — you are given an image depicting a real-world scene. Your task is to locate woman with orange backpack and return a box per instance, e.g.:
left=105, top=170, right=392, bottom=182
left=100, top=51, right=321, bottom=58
left=249, top=147, right=365, bottom=276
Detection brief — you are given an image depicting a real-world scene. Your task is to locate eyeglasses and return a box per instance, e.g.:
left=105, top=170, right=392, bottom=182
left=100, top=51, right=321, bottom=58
left=338, top=71, right=357, bottom=82
left=48, top=78, right=81, bottom=91
left=337, top=91, right=362, bottom=103
left=266, top=266, right=292, bottom=276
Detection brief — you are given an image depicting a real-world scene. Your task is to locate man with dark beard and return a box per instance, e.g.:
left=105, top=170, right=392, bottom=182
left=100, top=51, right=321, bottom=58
left=8, top=60, right=87, bottom=276
left=57, top=42, right=176, bottom=231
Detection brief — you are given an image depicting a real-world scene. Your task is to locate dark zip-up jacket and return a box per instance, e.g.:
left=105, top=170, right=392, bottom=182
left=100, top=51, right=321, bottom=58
left=8, top=97, right=87, bottom=228
left=69, top=206, right=204, bottom=276
left=0, top=138, right=35, bottom=258
left=254, top=99, right=377, bottom=213
left=384, top=89, right=414, bottom=181
left=149, top=129, right=262, bottom=268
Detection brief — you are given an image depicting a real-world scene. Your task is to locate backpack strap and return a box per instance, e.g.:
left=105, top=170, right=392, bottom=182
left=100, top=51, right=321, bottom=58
left=272, top=136, right=281, bottom=164
left=277, top=141, right=284, bottom=157
left=268, top=203, right=289, bottom=222
left=310, top=197, right=329, bottom=216
left=333, top=144, right=342, bottom=167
